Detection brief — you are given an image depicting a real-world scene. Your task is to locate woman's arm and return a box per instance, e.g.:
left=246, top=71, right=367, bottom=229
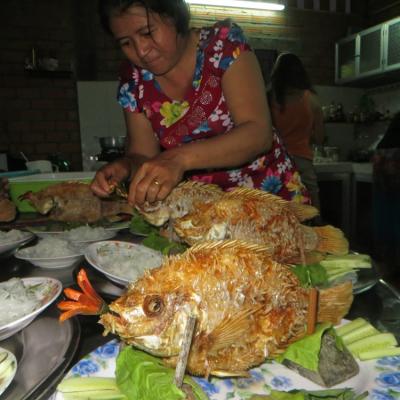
left=91, top=110, right=160, bottom=197
left=173, top=50, right=273, bottom=170
left=309, top=93, right=325, bottom=145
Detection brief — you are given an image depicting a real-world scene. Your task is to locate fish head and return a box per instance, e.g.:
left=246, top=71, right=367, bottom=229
left=173, top=203, right=228, bottom=244
left=100, top=289, right=198, bottom=357
left=19, top=191, right=55, bottom=214
left=136, top=201, right=170, bottom=227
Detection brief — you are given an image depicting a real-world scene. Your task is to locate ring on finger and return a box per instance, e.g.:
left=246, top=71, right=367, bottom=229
left=153, top=179, right=161, bottom=186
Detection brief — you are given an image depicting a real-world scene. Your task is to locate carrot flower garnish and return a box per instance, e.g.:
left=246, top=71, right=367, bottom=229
left=57, top=269, right=108, bottom=322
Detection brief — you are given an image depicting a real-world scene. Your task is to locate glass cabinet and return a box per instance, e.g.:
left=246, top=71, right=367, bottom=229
left=335, top=17, right=400, bottom=85
left=385, top=17, right=400, bottom=72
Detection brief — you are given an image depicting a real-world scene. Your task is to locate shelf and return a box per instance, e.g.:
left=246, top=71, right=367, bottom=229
left=25, top=69, right=73, bottom=79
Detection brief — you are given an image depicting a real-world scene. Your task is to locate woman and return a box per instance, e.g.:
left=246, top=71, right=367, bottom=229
left=269, top=52, right=324, bottom=210
left=91, top=0, right=309, bottom=206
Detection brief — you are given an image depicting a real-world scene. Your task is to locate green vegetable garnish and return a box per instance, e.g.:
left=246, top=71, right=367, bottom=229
left=275, top=323, right=334, bottom=371
left=142, top=232, right=188, bottom=255
left=115, top=346, right=207, bottom=400
left=129, top=211, right=158, bottom=236
left=292, top=264, right=328, bottom=288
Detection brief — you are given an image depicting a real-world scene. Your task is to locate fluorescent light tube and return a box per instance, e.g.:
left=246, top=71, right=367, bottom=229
left=185, top=0, right=285, bottom=11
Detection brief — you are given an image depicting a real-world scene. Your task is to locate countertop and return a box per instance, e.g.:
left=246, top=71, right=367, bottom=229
left=314, top=162, right=372, bottom=176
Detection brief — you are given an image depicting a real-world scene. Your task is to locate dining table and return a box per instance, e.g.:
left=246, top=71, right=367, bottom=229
left=0, top=225, right=399, bottom=399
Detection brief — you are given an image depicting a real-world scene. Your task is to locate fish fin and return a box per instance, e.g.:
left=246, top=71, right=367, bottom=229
left=226, top=187, right=287, bottom=206
left=207, top=307, right=260, bottom=355
left=211, top=370, right=250, bottom=378
left=189, top=240, right=272, bottom=256
left=318, top=281, right=353, bottom=324
left=313, top=225, right=349, bottom=255
left=288, top=202, right=319, bottom=222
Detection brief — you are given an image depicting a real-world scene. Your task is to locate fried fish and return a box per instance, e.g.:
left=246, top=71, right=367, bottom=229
left=20, top=182, right=133, bottom=223
left=173, top=188, right=349, bottom=264
left=99, top=240, right=353, bottom=377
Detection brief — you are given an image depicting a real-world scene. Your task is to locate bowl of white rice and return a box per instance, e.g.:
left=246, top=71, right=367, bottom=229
left=85, top=240, right=163, bottom=286
left=0, top=229, right=35, bottom=255
left=61, top=225, right=117, bottom=244
left=15, top=237, right=84, bottom=269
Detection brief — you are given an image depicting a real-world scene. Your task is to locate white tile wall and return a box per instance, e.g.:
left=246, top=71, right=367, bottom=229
left=77, top=81, right=125, bottom=171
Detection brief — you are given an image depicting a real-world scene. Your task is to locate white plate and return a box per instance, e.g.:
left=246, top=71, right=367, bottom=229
left=0, top=348, right=17, bottom=396
left=84, top=240, right=163, bottom=286
left=0, top=277, right=62, bottom=341
left=52, top=338, right=399, bottom=399
left=0, top=232, right=35, bottom=255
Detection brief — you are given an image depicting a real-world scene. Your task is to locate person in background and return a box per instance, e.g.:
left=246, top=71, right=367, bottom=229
left=268, top=52, right=324, bottom=211
left=91, top=0, right=310, bottom=205
left=372, top=111, right=400, bottom=279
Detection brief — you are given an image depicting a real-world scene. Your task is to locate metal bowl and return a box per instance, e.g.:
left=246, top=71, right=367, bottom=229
left=98, top=136, right=126, bottom=151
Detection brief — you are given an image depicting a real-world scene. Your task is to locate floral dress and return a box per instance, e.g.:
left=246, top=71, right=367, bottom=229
left=118, top=20, right=309, bottom=203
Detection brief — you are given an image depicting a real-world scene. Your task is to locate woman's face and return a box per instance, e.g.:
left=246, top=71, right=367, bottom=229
left=110, top=5, right=186, bottom=76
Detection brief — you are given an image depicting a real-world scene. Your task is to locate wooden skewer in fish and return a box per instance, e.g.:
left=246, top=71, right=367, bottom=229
left=174, top=315, right=197, bottom=399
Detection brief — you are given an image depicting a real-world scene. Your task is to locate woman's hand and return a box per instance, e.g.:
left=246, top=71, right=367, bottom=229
left=90, top=158, right=132, bottom=197
left=127, top=149, right=186, bottom=205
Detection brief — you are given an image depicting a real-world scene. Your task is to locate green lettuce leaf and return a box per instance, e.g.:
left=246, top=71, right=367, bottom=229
left=275, top=323, right=332, bottom=371
left=142, top=232, right=188, bottom=255
left=292, top=264, right=328, bottom=288
left=115, top=346, right=207, bottom=400
left=129, top=210, right=158, bottom=236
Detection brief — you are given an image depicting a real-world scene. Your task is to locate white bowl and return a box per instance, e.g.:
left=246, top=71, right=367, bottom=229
left=0, top=232, right=35, bottom=255
left=84, top=240, right=163, bottom=286
left=15, top=251, right=84, bottom=269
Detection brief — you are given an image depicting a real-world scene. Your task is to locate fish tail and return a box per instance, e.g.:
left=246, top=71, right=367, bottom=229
left=313, top=225, right=349, bottom=255
left=288, top=202, right=319, bottom=222
left=317, top=281, right=353, bottom=324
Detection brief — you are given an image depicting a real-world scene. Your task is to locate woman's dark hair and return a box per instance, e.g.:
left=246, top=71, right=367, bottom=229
left=98, top=0, right=191, bottom=36
left=269, top=52, right=315, bottom=107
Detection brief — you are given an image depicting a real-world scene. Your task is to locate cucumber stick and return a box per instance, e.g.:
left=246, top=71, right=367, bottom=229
left=320, top=254, right=371, bottom=269
left=359, top=347, right=400, bottom=361
left=58, top=377, right=127, bottom=399
left=335, top=318, right=400, bottom=360
left=347, top=333, right=398, bottom=356
left=341, top=324, right=379, bottom=345
left=335, top=318, right=368, bottom=337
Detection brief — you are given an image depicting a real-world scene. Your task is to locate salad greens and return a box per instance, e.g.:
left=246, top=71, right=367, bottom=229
left=115, top=346, right=207, bottom=400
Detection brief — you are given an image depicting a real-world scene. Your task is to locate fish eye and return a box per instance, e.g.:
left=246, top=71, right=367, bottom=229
left=143, top=295, right=164, bottom=317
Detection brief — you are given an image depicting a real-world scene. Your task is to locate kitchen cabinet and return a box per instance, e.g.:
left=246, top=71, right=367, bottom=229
left=335, top=17, right=400, bottom=85
left=358, top=25, right=384, bottom=77
left=385, top=18, right=400, bottom=72
left=315, top=163, right=373, bottom=250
